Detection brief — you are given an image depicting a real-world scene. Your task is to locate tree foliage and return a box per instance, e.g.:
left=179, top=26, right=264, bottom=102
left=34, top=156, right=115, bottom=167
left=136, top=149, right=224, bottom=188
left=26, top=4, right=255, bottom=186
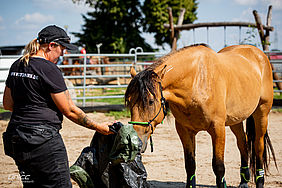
left=72, top=0, right=198, bottom=52
left=72, top=0, right=152, bottom=53
left=142, top=0, right=198, bottom=46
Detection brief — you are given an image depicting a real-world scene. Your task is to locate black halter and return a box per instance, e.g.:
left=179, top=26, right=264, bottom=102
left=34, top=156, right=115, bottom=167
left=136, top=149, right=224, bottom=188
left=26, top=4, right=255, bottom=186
left=128, top=82, right=167, bottom=152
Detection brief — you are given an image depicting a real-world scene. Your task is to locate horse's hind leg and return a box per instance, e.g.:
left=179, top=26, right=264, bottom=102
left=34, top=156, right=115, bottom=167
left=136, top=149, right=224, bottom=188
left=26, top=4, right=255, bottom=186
left=175, top=121, right=196, bottom=188
left=207, top=121, right=227, bottom=188
left=230, top=123, right=250, bottom=188
left=252, top=105, right=270, bottom=188
left=246, top=98, right=273, bottom=188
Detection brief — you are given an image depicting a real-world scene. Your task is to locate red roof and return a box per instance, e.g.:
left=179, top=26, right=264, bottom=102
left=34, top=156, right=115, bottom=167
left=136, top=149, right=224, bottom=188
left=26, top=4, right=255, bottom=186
left=268, top=52, right=282, bottom=60
left=270, top=55, right=282, bottom=59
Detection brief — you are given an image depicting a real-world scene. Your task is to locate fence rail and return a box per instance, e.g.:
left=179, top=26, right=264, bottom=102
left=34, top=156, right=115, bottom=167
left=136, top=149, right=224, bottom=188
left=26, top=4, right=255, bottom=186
left=0, top=50, right=281, bottom=107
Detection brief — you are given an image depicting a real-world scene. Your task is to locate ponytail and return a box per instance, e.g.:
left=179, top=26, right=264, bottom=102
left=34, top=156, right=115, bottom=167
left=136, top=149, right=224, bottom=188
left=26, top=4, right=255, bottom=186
left=20, top=38, right=40, bottom=66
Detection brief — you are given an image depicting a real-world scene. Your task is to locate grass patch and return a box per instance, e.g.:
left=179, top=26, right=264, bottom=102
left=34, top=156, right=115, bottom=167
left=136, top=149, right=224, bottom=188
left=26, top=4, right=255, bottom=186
left=77, top=97, right=125, bottom=105
left=77, top=88, right=125, bottom=96
left=92, top=97, right=124, bottom=105
left=0, top=108, right=9, bottom=113
left=105, top=88, right=125, bottom=93
left=105, top=109, right=131, bottom=120
left=272, top=108, right=282, bottom=113
left=76, top=88, right=126, bottom=105
left=273, top=93, right=282, bottom=99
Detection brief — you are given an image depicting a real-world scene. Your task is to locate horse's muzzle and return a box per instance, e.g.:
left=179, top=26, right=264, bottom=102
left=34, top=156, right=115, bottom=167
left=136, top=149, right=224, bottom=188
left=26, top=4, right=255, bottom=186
left=140, top=139, right=148, bottom=153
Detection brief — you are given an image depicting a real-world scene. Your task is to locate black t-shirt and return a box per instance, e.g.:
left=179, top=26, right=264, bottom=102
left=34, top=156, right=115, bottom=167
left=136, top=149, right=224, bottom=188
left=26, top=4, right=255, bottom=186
left=6, top=57, right=67, bottom=129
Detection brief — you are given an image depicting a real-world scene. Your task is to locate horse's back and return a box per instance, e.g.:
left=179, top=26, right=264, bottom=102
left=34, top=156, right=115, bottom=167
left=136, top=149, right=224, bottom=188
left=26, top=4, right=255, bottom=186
left=217, top=45, right=273, bottom=92
left=216, top=45, right=273, bottom=125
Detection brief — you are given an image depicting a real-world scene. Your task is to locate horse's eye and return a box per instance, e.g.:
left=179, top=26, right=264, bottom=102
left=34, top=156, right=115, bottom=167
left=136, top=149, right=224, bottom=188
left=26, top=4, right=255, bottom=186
left=149, top=99, right=154, bottom=105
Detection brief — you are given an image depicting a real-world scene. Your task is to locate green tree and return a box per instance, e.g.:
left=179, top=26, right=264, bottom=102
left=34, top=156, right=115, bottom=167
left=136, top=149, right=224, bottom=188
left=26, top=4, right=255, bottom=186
left=72, top=0, right=198, bottom=52
left=72, top=0, right=153, bottom=53
left=142, top=0, right=198, bottom=47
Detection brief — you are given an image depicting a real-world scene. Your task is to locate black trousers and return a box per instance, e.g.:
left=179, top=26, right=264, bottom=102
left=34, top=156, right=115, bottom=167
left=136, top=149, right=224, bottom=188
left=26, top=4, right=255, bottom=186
left=14, top=134, right=72, bottom=188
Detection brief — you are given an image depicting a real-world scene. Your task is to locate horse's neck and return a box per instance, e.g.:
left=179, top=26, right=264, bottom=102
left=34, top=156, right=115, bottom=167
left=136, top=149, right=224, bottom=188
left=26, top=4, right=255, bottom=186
left=158, top=50, right=212, bottom=107
left=160, top=59, right=195, bottom=88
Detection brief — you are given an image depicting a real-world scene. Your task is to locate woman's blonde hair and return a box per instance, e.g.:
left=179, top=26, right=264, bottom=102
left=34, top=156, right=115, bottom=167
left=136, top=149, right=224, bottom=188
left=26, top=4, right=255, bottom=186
left=20, top=38, right=40, bottom=65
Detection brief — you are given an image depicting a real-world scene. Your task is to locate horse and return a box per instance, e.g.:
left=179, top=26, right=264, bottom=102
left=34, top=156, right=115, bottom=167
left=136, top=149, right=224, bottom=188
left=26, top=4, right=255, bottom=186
left=125, top=44, right=277, bottom=188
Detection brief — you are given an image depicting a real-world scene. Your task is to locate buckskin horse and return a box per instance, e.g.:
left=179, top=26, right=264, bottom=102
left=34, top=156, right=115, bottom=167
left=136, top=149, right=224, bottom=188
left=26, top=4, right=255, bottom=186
left=125, top=44, right=277, bottom=188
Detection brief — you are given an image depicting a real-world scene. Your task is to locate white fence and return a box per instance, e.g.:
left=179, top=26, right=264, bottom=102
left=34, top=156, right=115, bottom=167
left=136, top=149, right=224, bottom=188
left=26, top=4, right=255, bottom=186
left=0, top=51, right=166, bottom=107
left=0, top=55, right=19, bottom=103
left=0, top=51, right=281, bottom=107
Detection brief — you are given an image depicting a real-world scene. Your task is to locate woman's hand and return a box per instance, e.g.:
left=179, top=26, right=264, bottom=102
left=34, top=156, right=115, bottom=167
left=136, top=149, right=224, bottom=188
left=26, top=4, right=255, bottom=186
left=95, top=122, right=114, bottom=135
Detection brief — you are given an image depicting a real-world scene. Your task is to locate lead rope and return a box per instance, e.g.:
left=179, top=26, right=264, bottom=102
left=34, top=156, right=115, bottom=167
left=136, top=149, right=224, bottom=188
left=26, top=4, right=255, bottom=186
left=148, top=83, right=165, bottom=153
left=129, top=82, right=167, bottom=153
left=150, top=136, right=153, bottom=152
left=149, top=82, right=165, bottom=153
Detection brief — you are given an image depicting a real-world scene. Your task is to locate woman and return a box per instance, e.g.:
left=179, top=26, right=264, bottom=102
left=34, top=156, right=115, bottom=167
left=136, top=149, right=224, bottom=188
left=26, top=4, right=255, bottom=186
left=2, top=25, right=112, bottom=187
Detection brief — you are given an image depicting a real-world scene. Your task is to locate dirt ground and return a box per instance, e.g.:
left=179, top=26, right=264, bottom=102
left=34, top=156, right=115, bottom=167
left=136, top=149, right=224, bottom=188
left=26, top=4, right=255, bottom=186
left=0, top=111, right=281, bottom=188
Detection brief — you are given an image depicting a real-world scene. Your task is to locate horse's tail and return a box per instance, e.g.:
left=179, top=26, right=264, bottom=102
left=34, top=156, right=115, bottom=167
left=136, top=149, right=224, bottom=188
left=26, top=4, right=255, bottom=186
left=246, top=115, right=278, bottom=178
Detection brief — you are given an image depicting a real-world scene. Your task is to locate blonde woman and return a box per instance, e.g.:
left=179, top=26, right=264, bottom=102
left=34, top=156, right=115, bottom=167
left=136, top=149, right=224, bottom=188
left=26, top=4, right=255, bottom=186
left=2, top=25, right=112, bottom=187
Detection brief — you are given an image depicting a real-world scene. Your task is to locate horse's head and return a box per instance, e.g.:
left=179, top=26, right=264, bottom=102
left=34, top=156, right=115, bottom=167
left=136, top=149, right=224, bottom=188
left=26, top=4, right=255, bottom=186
left=125, top=67, right=167, bottom=152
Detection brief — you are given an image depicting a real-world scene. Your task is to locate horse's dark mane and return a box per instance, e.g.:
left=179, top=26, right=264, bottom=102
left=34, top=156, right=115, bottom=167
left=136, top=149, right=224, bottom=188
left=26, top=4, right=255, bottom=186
left=125, top=69, right=160, bottom=109
left=150, top=43, right=210, bottom=70
left=125, top=43, right=209, bottom=110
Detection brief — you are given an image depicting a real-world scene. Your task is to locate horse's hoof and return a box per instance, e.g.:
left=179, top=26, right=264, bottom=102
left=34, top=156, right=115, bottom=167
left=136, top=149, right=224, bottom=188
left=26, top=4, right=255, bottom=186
left=186, top=174, right=196, bottom=188
left=256, top=182, right=264, bottom=188
left=238, top=183, right=248, bottom=188
left=256, top=183, right=264, bottom=188
left=256, top=174, right=264, bottom=188
left=216, top=177, right=227, bottom=188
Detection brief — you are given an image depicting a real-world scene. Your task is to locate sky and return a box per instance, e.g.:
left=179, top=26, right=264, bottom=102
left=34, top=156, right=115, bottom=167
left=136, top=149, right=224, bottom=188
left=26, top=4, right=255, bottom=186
left=0, top=0, right=281, bottom=53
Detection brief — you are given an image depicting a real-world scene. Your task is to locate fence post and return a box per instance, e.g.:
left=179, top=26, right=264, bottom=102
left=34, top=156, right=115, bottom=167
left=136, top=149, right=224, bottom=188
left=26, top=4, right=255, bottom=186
left=83, top=54, right=87, bottom=107
left=130, top=47, right=143, bottom=70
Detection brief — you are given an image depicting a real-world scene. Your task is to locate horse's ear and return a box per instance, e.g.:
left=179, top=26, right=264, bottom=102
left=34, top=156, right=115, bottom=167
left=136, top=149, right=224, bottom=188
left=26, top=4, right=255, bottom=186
left=157, top=65, right=167, bottom=79
left=130, top=66, right=137, bottom=78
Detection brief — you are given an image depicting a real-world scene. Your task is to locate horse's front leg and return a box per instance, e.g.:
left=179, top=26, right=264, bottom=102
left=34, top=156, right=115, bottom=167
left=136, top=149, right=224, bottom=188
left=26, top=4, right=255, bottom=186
left=208, top=121, right=227, bottom=188
left=175, top=121, right=196, bottom=188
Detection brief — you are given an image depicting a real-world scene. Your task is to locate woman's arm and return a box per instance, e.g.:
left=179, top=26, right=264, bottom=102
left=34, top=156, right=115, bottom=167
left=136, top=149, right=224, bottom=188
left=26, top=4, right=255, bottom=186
left=3, top=86, right=13, bottom=111
left=51, top=90, right=112, bottom=135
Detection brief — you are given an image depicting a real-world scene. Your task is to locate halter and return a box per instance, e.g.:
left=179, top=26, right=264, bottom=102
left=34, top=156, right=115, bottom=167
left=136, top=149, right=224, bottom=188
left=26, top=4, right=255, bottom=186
left=128, top=82, right=167, bottom=152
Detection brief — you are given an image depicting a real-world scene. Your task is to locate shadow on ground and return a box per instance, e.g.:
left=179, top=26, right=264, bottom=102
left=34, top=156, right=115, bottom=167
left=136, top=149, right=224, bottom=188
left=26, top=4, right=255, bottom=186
left=148, top=180, right=237, bottom=188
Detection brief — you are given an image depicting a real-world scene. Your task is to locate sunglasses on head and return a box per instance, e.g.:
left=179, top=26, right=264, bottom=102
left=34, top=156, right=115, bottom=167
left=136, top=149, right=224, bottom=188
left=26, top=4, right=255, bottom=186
left=38, top=37, right=70, bottom=44
left=51, top=37, right=70, bottom=43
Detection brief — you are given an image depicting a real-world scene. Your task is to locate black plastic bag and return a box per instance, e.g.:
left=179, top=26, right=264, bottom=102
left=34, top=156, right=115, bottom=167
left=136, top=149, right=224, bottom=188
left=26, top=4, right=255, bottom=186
left=70, top=122, right=149, bottom=188
left=109, top=124, right=140, bottom=165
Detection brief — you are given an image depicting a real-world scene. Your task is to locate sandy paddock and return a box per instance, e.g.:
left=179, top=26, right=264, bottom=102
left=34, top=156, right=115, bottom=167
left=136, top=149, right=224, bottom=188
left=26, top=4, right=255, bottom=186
left=0, top=111, right=281, bottom=188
